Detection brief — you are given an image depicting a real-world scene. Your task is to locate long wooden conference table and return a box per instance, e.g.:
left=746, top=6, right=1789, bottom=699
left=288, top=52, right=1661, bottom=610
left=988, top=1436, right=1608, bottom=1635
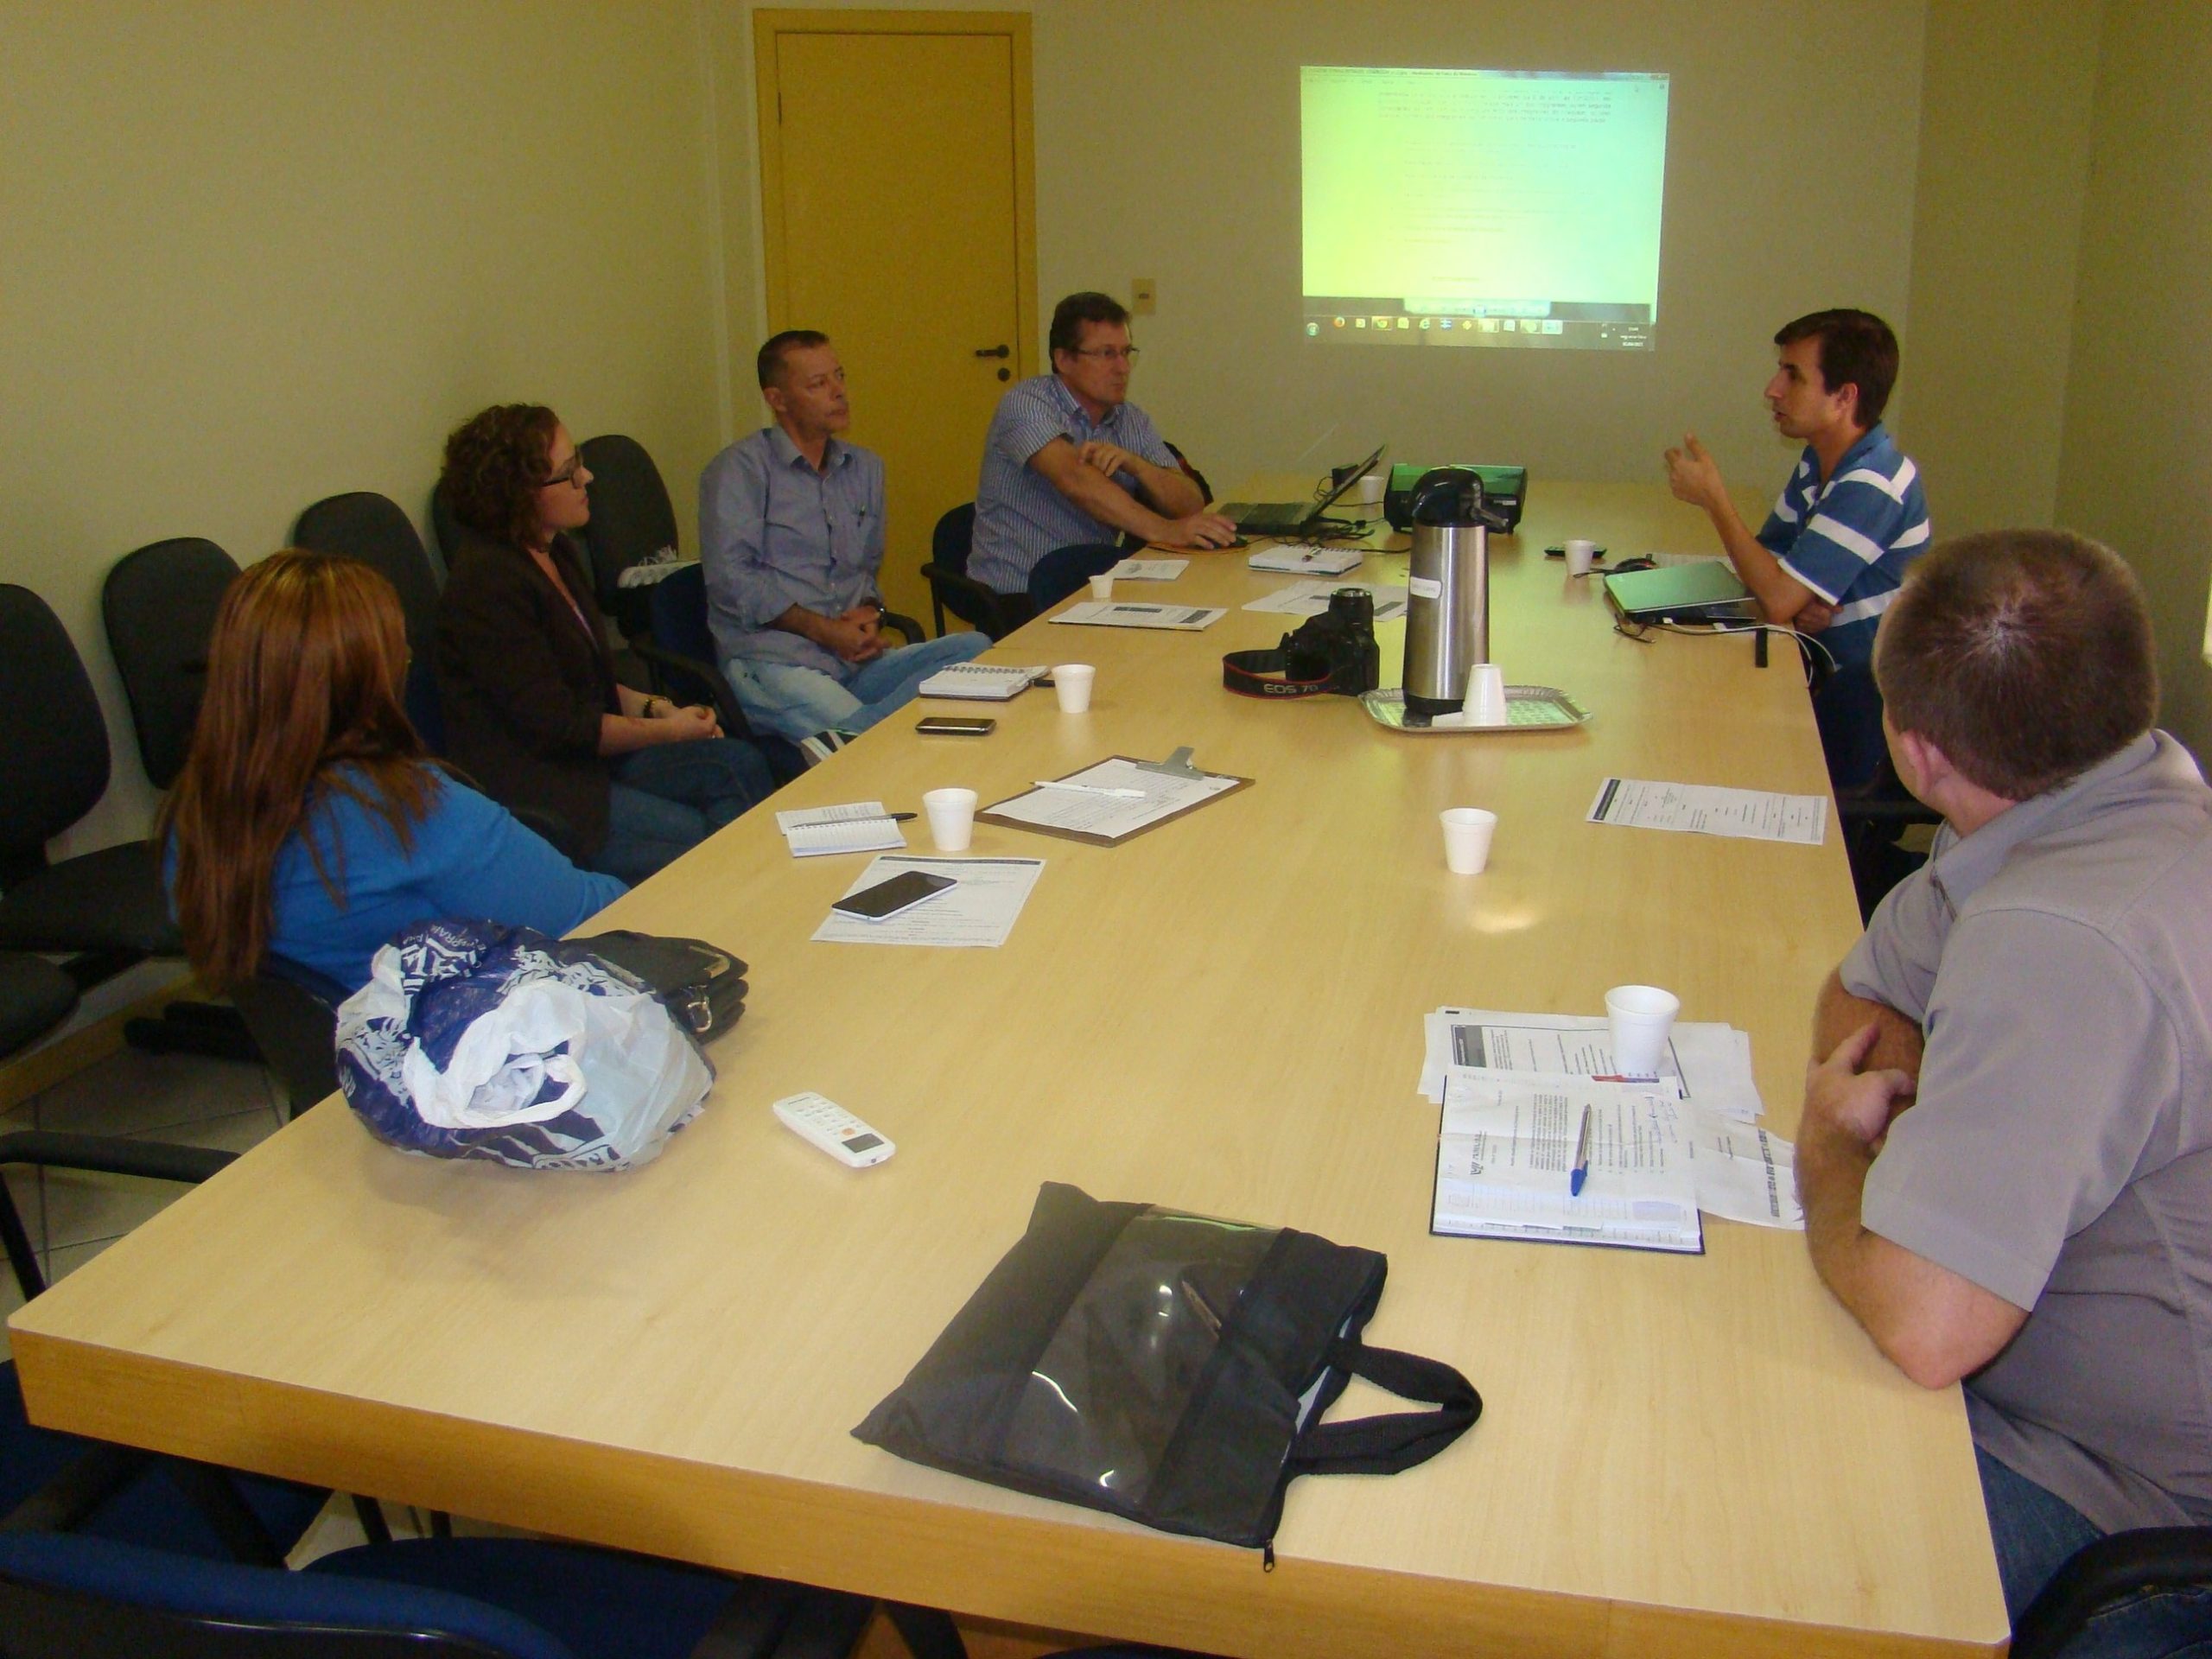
left=11, top=481, right=2006, bottom=1656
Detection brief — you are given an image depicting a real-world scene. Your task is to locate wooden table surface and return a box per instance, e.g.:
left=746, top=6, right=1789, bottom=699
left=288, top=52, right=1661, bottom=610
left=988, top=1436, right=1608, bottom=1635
left=11, top=482, right=2006, bottom=1657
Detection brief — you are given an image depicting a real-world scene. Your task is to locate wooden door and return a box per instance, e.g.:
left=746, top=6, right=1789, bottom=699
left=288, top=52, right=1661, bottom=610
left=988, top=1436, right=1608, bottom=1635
left=756, top=10, right=1037, bottom=628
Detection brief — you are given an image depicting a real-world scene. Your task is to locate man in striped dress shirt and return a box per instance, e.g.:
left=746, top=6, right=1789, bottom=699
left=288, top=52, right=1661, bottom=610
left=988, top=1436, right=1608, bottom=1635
left=1664, top=308, right=1931, bottom=789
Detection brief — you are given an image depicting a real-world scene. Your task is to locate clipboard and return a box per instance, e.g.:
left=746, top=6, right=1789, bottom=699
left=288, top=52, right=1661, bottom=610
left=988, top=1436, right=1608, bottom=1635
left=977, top=755, right=1253, bottom=847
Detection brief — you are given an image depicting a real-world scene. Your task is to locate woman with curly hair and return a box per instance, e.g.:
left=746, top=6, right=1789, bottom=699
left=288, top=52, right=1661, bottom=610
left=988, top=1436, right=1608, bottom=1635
left=435, top=404, right=772, bottom=883
left=160, top=551, right=625, bottom=994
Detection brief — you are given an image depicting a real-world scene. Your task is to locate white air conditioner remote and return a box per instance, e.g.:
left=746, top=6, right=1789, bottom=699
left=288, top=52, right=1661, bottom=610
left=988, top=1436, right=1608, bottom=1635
left=772, top=1092, right=894, bottom=1167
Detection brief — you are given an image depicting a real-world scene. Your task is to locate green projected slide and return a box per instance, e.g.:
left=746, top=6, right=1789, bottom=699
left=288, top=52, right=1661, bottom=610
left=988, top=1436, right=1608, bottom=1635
left=1300, top=66, right=1668, bottom=352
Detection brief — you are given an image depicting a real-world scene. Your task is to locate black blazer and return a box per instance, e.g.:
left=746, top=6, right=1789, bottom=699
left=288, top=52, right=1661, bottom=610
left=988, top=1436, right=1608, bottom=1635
left=434, top=529, right=620, bottom=856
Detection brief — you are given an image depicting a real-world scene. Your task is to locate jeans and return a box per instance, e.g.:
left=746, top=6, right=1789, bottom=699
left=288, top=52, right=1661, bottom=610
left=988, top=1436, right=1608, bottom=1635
left=1813, top=658, right=1886, bottom=793
left=724, top=632, right=992, bottom=743
left=593, top=737, right=775, bottom=886
left=1979, top=1446, right=2212, bottom=1657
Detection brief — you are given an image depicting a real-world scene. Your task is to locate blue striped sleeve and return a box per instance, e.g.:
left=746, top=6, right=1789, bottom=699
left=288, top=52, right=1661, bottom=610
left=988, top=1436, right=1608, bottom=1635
left=991, top=382, right=1072, bottom=471
left=1775, top=473, right=1922, bottom=606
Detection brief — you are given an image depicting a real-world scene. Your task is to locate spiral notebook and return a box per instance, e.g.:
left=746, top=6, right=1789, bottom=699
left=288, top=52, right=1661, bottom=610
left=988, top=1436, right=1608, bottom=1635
left=915, top=663, right=1048, bottom=701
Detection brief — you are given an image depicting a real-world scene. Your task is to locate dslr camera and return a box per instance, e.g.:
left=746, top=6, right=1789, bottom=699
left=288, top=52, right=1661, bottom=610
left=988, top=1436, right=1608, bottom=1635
left=1223, top=588, right=1382, bottom=700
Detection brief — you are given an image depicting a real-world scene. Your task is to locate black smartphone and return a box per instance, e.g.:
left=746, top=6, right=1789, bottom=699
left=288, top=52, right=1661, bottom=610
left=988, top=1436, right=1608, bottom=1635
left=1544, top=544, right=1607, bottom=559
left=915, top=715, right=995, bottom=735
left=830, top=870, right=957, bottom=923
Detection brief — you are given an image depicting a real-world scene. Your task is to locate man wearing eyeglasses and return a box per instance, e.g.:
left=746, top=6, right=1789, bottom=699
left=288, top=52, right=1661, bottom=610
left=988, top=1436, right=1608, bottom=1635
left=969, top=291, right=1236, bottom=609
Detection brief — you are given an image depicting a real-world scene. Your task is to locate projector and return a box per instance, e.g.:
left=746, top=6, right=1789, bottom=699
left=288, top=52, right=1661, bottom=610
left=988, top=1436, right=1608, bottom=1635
left=1384, top=464, right=1526, bottom=533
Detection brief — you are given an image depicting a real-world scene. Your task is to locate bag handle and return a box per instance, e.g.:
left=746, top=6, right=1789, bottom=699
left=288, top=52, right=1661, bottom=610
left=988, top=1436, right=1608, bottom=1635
left=1287, top=1338, right=1481, bottom=1477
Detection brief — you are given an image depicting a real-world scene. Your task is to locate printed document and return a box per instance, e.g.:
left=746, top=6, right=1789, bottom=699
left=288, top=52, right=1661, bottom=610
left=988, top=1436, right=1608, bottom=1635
left=1434, top=1073, right=1802, bottom=1245
left=1587, top=778, right=1827, bottom=845
left=1243, top=580, right=1408, bottom=622
left=811, top=855, right=1044, bottom=949
left=1049, top=601, right=1225, bottom=631
left=1418, top=1008, right=1764, bottom=1122
left=1109, top=558, right=1187, bottom=582
left=982, top=758, right=1240, bottom=842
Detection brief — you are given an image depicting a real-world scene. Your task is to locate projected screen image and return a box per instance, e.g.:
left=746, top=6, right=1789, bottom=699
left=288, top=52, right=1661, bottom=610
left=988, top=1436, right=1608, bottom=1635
left=1301, top=66, right=1668, bottom=351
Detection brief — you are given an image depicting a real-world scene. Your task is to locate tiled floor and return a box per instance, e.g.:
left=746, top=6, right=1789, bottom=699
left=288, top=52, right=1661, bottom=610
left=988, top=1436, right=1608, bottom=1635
left=2, top=1045, right=285, bottom=1357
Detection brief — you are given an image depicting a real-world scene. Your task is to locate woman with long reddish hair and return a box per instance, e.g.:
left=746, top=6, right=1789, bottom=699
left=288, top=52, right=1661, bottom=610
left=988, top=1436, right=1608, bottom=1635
left=159, top=550, right=625, bottom=993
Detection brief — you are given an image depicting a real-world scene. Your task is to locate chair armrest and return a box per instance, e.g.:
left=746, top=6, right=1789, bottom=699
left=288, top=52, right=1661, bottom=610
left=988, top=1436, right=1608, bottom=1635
left=2011, top=1525, right=2212, bottom=1659
left=918, top=564, right=1014, bottom=640
left=879, top=610, right=925, bottom=647
left=632, top=640, right=751, bottom=740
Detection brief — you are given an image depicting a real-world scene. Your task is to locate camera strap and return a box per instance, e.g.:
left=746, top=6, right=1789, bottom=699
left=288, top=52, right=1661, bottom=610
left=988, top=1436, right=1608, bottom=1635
left=1222, top=647, right=1337, bottom=699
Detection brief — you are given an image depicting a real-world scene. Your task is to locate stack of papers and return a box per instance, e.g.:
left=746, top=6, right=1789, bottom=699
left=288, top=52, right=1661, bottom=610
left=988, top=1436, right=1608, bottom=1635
left=1109, top=558, right=1187, bottom=582
left=775, top=802, right=905, bottom=858
left=915, top=663, right=1047, bottom=701
left=811, top=855, right=1045, bottom=948
left=1416, top=1007, right=1763, bottom=1122
left=1246, top=544, right=1363, bottom=575
left=1243, top=580, right=1408, bottom=622
left=981, top=758, right=1245, bottom=845
left=1049, top=601, right=1225, bottom=631
left=1416, top=1006, right=1800, bottom=1251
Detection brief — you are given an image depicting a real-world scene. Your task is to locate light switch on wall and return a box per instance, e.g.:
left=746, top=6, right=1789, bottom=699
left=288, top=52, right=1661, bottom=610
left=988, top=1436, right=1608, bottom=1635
left=1131, top=277, right=1156, bottom=315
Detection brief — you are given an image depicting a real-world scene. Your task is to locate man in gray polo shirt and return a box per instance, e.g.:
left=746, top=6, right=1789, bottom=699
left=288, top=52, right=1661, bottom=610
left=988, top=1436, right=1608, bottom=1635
left=701, top=330, right=989, bottom=746
left=1795, top=528, right=2212, bottom=1643
left=969, top=290, right=1237, bottom=606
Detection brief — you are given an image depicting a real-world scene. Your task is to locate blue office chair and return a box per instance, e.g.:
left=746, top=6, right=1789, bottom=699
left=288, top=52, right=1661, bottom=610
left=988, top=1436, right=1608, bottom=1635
left=1, top=1131, right=327, bottom=1564
left=0, top=1531, right=879, bottom=1659
left=1024, top=543, right=1127, bottom=613
left=632, top=566, right=804, bottom=783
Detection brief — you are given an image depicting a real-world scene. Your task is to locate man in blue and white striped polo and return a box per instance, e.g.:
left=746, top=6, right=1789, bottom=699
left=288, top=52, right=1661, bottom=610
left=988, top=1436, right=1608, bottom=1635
left=1664, top=308, right=1931, bottom=790
left=969, top=292, right=1238, bottom=615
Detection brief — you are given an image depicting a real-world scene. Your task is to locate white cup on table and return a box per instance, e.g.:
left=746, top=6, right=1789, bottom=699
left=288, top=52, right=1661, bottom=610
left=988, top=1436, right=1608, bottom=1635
left=1357, top=471, right=1387, bottom=506
left=1088, top=572, right=1115, bottom=601
left=1440, top=807, right=1498, bottom=874
left=922, top=787, right=977, bottom=852
left=1564, top=538, right=1598, bottom=576
left=1052, top=664, right=1096, bottom=713
left=1605, top=984, right=1681, bottom=1079
left=1465, top=663, right=1509, bottom=725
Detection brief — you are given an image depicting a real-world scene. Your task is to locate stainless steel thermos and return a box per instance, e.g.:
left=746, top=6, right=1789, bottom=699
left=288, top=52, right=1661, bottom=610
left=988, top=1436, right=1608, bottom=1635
left=1402, top=467, right=1504, bottom=719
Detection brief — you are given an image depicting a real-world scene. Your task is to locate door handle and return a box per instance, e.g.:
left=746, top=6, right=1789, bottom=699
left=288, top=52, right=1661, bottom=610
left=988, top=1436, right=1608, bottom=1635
left=973, top=344, right=1010, bottom=359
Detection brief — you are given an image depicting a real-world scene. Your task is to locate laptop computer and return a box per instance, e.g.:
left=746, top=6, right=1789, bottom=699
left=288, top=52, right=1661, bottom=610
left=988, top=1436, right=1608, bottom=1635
left=1602, top=560, right=1761, bottom=625
left=1217, top=443, right=1385, bottom=536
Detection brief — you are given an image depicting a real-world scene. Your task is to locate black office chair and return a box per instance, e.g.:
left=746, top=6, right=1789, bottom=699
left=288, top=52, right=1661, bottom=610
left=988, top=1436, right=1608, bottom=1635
left=1838, top=753, right=1942, bottom=922
left=633, top=565, right=806, bottom=785
left=0, top=953, right=79, bottom=1063
left=428, top=480, right=467, bottom=587
left=101, top=537, right=240, bottom=791
left=2011, top=1528, right=2212, bottom=1657
left=918, top=503, right=1021, bottom=640
left=1163, top=439, right=1212, bottom=505
left=576, top=434, right=683, bottom=648
left=1026, top=543, right=1127, bottom=613
left=292, top=493, right=446, bottom=745
left=227, top=954, right=346, bottom=1120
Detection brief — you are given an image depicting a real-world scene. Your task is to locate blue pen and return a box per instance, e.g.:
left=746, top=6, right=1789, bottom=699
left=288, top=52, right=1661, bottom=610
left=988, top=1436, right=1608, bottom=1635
left=1568, top=1103, right=1592, bottom=1198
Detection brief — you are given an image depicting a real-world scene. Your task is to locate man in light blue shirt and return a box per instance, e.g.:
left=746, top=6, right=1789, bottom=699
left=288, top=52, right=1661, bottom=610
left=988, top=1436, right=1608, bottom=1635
left=1663, top=308, right=1932, bottom=789
left=700, top=331, right=988, bottom=745
left=969, top=291, right=1236, bottom=601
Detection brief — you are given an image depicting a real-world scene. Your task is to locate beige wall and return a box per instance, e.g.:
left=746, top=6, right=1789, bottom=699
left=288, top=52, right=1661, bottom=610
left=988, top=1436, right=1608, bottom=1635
left=1904, top=0, right=2101, bottom=537
left=2054, top=3, right=2212, bottom=762
left=2, top=0, right=728, bottom=853
left=10, top=0, right=2206, bottom=856
left=717, top=0, right=1929, bottom=506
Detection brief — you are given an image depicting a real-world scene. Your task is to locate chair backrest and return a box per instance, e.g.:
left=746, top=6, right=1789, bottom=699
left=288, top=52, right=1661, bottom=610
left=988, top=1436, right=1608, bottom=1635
left=0, top=1533, right=566, bottom=1659
left=229, top=955, right=345, bottom=1118
left=290, top=493, right=442, bottom=657
left=931, top=502, right=976, bottom=576
left=646, top=562, right=717, bottom=668
left=101, top=538, right=241, bottom=791
left=578, top=434, right=678, bottom=643
left=1025, top=543, right=1124, bottom=613
left=0, top=586, right=113, bottom=885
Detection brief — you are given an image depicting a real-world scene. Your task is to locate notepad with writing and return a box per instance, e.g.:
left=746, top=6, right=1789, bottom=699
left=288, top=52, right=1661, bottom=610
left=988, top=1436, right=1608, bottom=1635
left=915, top=663, right=1048, bottom=701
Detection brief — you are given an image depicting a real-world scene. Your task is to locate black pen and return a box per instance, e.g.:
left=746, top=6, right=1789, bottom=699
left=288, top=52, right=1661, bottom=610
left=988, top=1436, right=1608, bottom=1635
left=888, top=812, right=917, bottom=822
